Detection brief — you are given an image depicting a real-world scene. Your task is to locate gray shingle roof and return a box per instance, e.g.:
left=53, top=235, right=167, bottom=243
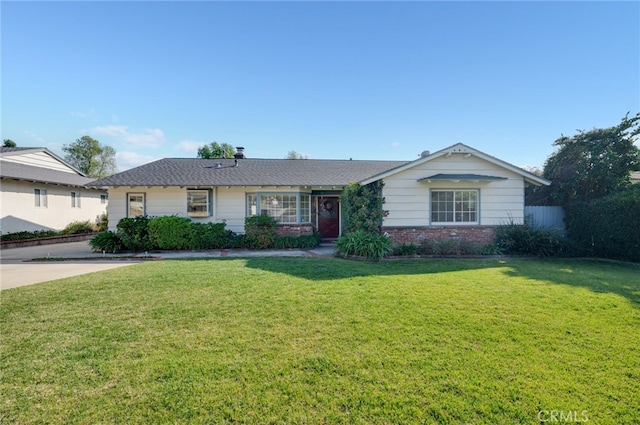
left=88, top=158, right=408, bottom=187
left=0, top=147, right=38, bottom=153
left=0, top=161, right=96, bottom=187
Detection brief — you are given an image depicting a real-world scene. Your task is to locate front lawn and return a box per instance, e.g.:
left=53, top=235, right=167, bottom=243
left=1, top=258, right=639, bottom=424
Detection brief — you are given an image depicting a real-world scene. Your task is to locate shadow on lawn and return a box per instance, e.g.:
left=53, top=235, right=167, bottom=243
left=502, top=258, right=640, bottom=306
left=237, top=256, right=640, bottom=307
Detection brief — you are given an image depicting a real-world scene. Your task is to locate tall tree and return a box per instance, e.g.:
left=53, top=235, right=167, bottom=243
left=532, top=113, right=640, bottom=207
left=3, top=139, right=17, bottom=147
left=197, top=142, right=235, bottom=159
left=62, top=136, right=118, bottom=178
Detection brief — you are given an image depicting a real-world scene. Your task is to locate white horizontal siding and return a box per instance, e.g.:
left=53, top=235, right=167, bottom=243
left=0, top=152, right=77, bottom=173
left=215, top=187, right=247, bottom=233
left=382, top=153, right=526, bottom=227
left=108, top=187, right=199, bottom=231
left=107, top=188, right=127, bottom=231
left=106, top=186, right=308, bottom=233
left=1, top=179, right=107, bottom=232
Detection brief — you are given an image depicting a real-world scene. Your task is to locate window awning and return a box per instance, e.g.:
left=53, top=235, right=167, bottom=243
left=418, top=174, right=508, bottom=183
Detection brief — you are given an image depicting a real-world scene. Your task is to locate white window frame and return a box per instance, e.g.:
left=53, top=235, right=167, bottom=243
left=187, top=189, right=211, bottom=217
left=127, top=193, right=146, bottom=218
left=34, top=188, right=48, bottom=208
left=100, top=194, right=108, bottom=204
left=71, top=191, right=81, bottom=208
left=246, top=193, right=311, bottom=224
left=430, top=189, right=479, bottom=225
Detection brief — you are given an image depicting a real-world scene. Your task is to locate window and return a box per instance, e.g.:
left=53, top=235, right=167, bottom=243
left=127, top=193, right=145, bottom=217
left=34, top=189, right=47, bottom=208
left=246, top=193, right=311, bottom=223
left=431, top=190, right=478, bottom=224
left=71, top=191, right=81, bottom=208
left=187, top=190, right=210, bottom=217
left=100, top=194, right=108, bottom=204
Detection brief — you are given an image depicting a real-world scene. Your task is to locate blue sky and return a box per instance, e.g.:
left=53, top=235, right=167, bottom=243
left=2, top=1, right=639, bottom=171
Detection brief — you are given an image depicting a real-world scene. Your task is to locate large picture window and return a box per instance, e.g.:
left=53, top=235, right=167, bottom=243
left=128, top=193, right=145, bottom=217
left=431, top=190, right=478, bottom=224
left=247, top=193, right=311, bottom=223
left=187, top=190, right=210, bottom=217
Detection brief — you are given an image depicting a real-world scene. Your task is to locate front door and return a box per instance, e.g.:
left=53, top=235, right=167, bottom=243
left=317, top=196, right=340, bottom=239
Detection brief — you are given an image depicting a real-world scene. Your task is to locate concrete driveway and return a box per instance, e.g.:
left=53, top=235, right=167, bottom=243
left=0, top=242, right=141, bottom=290
left=0, top=240, right=335, bottom=290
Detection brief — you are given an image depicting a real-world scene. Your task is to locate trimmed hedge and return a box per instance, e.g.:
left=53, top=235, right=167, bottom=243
left=116, top=216, right=153, bottom=251
left=566, top=185, right=640, bottom=262
left=244, top=215, right=278, bottom=250
left=148, top=216, right=193, bottom=250
left=89, top=215, right=319, bottom=253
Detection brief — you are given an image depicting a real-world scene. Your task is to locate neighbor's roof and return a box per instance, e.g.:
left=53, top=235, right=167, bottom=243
left=0, top=161, right=96, bottom=187
left=0, top=146, right=88, bottom=177
left=0, top=147, right=36, bottom=153
left=88, top=158, right=409, bottom=188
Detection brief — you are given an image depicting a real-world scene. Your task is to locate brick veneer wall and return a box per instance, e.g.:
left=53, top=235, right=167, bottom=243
left=382, top=226, right=497, bottom=245
left=277, top=223, right=314, bottom=237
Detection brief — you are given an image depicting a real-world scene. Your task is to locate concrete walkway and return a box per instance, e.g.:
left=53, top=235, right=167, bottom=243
left=0, top=241, right=336, bottom=290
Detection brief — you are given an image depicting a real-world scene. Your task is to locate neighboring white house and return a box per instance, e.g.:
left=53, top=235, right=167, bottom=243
left=88, top=144, right=550, bottom=244
left=0, top=147, right=108, bottom=233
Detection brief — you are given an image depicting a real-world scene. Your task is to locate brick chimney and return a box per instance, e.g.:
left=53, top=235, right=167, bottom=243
left=234, top=146, right=246, bottom=159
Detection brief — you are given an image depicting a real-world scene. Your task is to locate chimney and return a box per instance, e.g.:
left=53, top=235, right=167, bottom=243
left=234, top=146, right=246, bottom=159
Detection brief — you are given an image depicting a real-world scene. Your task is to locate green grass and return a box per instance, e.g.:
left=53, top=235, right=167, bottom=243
left=1, top=258, right=639, bottom=424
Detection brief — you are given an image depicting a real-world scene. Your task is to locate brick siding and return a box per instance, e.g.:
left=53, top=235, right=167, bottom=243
left=276, top=223, right=314, bottom=237
left=382, top=226, right=497, bottom=245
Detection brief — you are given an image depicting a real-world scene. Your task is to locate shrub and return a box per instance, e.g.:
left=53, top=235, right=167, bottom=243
left=245, top=215, right=278, bottom=249
left=495, top=222, right=571, bottom=257
left=61, top=220, right=97, bottom=235
left=0, top=230, right=59, bottom=242
left=420, top=238, right=482, bottom=256
left=566, top=185, right=640, bottom=262
left=116, top=216, right=152, bottom=251
left=96, top=212, right=108, bottom=232
left=393, top=243, right=420, bottom=256
left=226, top=233, right=247, bottom=249
left=274, top=233, right=322, bottom=249
left=335, top=231, right=393, bottom=260
left=89, top=231, right=124, bottom=253
left=192, top=222, right=238, bottom=249
left=147, top=216, right=193, bottom=250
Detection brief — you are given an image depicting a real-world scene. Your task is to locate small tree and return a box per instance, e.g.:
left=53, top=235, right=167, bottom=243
left=3, top=139, right=17, bottom=147
left=197, top=142, right=236, bottom=159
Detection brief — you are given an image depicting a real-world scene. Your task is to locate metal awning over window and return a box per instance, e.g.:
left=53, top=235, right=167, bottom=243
left=418, top=174, right=508, bottom=183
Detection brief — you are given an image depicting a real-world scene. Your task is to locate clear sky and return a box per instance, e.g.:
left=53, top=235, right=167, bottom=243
left=2, top=1, right=639, bottom=172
